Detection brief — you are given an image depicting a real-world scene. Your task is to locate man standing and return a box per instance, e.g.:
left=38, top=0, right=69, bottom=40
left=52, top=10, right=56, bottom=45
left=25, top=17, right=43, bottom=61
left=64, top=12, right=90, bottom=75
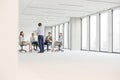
left=36, top=23, right=44, bottom=53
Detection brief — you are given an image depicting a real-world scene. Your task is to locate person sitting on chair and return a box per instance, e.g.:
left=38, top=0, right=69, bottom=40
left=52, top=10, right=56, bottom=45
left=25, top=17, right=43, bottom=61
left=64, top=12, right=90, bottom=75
left=30, top=33, right=38, bottom=51
left=44, top=32, right=52, bottom=51
left=19, top=31, right=32, bottom=52
left=51, top=33, right=63, bottom=52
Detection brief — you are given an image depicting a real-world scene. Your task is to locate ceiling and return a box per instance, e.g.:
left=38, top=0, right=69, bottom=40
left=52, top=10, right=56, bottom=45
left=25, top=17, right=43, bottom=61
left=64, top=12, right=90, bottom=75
left=19, top=0, right=120, bottom=26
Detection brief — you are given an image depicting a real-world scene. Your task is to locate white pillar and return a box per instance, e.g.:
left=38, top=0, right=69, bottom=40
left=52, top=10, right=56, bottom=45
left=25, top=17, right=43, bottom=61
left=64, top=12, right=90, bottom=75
left=80, top=18, right=82, bottom=50
left=44, top=27, right=52, bottom=36
left=87, top=16, right=90, bottom=50
left=96, top=13, right=100, bottom=51
left=68, top=22, right=71, bottom=49
left=108, top=10, right=113, bottom=52
left=70, top=17, right=81, bottom=50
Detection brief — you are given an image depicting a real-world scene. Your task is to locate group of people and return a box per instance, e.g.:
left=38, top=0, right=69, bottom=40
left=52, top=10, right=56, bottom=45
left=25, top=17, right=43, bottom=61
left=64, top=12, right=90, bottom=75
left=19, top=23, right=63, bottom=53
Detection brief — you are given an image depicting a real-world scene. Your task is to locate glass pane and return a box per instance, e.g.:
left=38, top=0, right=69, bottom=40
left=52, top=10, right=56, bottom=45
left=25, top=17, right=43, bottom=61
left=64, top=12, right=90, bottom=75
left=113, top=9, right=120, bottom=52
left=64, top=23, right=69, bottom=48
left=82, top=17, right=87, bottom=49
left=55, top=25, right=59, bottom=41
left=90, top=15, right=97, bottom=50
left=60, top=24, right=63, bottom=33
left=100, top=12, right=109, bottom=51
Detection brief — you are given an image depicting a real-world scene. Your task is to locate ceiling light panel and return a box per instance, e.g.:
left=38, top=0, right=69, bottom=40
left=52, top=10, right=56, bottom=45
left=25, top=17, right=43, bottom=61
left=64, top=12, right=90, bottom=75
left=86, top=0, right=120, bottom=4
left=59, top=4, right=83, bottom=7
left=29, top=0, right=91, bottom=11
left=28, top=6, right=92, bottom=12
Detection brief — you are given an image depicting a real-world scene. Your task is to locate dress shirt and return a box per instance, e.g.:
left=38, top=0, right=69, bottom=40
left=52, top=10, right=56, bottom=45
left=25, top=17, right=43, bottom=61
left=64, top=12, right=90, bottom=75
left=36, top=26, right=44, bottom=36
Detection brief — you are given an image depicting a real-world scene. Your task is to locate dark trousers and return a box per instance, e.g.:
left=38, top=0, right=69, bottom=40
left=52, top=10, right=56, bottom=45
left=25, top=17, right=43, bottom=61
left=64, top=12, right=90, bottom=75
left=32, top=41, right=38, bottom=50
left=38, top=35, right=44, bottom=52
left=44, top=42, right=52, bottom=51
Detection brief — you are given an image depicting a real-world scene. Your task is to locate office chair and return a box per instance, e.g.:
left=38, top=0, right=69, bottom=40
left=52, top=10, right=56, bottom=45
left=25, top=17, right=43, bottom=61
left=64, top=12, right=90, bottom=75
left=55, top=42, right=64, bottom=52
left=19, top=45, right=27, bottom=52
left=44, top=42, right=52, bottom=51
left=32, top=44, right=38, bottom=51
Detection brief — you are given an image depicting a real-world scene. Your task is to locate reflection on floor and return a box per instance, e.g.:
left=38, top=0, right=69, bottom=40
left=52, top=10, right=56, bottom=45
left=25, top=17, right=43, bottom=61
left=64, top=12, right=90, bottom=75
left=18, top=51, right=120, bottom=80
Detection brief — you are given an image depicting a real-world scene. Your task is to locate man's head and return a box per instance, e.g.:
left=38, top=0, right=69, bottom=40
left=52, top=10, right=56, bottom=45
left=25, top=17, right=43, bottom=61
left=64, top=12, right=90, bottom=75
left=48, top=32, right=51, bottom=36
left=38, top=23, right=42, bottom=27
left=59, top=33, right=62, bottom=36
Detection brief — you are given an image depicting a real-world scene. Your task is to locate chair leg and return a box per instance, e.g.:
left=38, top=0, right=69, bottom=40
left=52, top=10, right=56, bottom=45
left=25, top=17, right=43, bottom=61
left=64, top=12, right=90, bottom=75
left=55, top=45, right=64, bottom=52
left=19, top=46, right=27, bottom=52
left=60, top=49, right=64, bottom=52
left=22, top=49, right=27, bottom=52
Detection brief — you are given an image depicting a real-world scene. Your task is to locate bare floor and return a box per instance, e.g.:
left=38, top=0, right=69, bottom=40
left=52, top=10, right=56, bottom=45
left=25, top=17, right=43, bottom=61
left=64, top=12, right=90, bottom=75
left=18, top=51, right=120, bottom=80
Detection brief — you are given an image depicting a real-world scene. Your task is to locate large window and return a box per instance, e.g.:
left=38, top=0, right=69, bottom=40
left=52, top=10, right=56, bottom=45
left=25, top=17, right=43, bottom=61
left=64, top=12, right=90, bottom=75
left=82, top=17, right=87, bottom=49
left=64, top=23, right=69, bottom=48
left=90, top=15, right=97, bottom=50
left=100, top=12, right=109, bottom=51
left=60, top=24, right=63, bottom=33
left=113, top=9, right=120, bottom=52
left=55, top=25, right=59, bottom=41
left=51, top=22, right=70, bottom=49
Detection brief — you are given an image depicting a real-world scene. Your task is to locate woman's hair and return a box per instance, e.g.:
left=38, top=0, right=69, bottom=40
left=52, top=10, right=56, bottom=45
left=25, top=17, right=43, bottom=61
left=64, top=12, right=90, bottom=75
left=32, top=33, right=34, bottom=36
left=19, top=31, right=24, bottom=37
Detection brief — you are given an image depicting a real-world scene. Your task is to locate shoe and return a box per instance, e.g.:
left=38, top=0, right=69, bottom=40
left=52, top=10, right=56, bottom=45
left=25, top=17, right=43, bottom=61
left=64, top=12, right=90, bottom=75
left=47, top=49, right=51, bottom=51
left=38, top=51, right=44, bottom=53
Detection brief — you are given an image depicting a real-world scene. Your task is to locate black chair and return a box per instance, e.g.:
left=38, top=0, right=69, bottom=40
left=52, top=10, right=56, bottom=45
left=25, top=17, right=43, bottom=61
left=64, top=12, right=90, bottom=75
left=19, top=45, right=27, bottom=52
left=44, top=42, right=52, bottom=51
left=31, top=42, right=38, bottom=51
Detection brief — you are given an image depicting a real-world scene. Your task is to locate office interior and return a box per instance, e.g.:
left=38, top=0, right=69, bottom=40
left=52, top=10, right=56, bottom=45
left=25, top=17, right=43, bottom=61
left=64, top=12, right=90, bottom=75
left=19, top=0, right=120, bottom=53
left=18, top=0, right=120, bottom=80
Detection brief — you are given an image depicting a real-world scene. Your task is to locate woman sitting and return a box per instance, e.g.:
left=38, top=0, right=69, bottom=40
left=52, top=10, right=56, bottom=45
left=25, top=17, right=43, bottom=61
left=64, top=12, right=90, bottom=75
left=19, top=31, right=32, bottom=52
left=51, top=33, right=63, bottom=52
left=30, top=33, right=38, bottom=51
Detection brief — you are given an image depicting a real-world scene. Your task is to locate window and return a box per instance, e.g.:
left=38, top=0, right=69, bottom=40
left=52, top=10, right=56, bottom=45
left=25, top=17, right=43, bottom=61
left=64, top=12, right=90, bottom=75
left=90, top=15, right=97, bottom=50
left=113, top=9, right=120, bottom=52
left=52, top=26, right=55, bottom=43
left=60, top=24, right=63, bottom=33
left=100, top=12, right=109, bottom=51
left=64, top=23, right=69, bottom=48
left=55, top=25, right=59, bottom=41
left=82, top=17, right=87, bottom=49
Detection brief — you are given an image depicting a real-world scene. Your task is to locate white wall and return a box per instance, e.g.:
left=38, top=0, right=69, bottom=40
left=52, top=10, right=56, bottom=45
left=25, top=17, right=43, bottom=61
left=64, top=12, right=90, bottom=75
left=44, top=27, right=52, bottom=36
left=19, top=20, right=46, bottom=41
left=0, top=0, right=17, bottom=80
left=70, top=17, right=81, bottom=50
